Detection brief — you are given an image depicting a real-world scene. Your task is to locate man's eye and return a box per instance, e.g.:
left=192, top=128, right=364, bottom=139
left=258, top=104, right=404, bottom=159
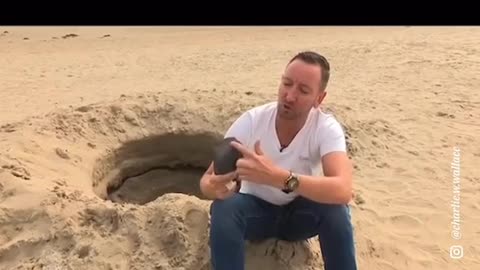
left=300, top=88, right=309, bottom=94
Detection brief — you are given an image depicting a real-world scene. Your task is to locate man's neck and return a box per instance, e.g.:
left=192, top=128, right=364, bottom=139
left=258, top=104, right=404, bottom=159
left=275, top=114, right=309, bottom=146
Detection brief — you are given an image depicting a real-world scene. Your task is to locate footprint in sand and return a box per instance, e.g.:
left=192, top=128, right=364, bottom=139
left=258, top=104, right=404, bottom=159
left=62, top=33, right=78, bottom=39
left=76, top=245, right=92, bottom=259
left=436, top=111, right=455, bottom=118
left=375, top=162, right=390, bottom=168
left=389, top=214, right=423, bottom=227
left=0, top=123, right=17, bottom=133
left=184, top=207, right=209, bottom=242
left=1, top=164, right=31, bottom=180
left=87, top=142, right=96, bottom=149
left=353, top=193, right=366, bottom=205
left=379, top=179, right=409, bottom=193
left=75, top=105, right=93, bottom=113
left=407, top=150, right=419, bottom=156
left=376, top=260, right=397, bottom=270
left=55, top=148, right=70, bottom=160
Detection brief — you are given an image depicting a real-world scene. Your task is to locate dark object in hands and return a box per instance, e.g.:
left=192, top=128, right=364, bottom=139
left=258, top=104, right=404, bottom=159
left=213, top=137, right=243, bottom=175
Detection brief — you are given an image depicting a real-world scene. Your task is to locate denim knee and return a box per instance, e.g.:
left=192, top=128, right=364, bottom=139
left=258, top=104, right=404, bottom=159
left=326, top=205, right=351, bottom=225
left=210, top=195, right=249, bottom=229
left=210, top=196, right=242, bottom=218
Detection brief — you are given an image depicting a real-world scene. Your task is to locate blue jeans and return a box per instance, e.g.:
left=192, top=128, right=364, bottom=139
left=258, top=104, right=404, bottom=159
left=209, top=192, right=357, bottom=270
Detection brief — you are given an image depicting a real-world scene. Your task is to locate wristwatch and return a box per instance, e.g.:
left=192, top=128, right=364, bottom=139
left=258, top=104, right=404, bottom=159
left=282, top=171, right=300, bottom=193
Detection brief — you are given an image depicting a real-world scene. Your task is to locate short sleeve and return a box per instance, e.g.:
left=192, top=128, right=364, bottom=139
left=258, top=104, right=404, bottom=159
left=224, top=111, right=253, bottom=146
left=318, top=118, right=347, bottom=157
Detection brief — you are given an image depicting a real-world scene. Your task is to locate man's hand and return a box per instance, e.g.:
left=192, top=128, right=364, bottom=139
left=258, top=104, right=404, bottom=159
left=204, top=171, right=238, bottom=200
left=230, top=140, right=282, bottom=186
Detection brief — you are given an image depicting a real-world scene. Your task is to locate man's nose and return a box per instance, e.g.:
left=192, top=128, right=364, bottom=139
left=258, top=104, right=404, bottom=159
left=285, top=89, right=297, bottom=102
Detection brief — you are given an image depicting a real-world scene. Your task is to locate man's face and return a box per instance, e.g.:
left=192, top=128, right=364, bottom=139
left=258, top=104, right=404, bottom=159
left=277, top=59, right=326, bottom=120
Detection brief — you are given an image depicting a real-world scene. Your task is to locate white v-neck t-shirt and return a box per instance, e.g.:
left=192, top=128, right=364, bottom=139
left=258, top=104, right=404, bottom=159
left=224, top=101, right=347, bottom=205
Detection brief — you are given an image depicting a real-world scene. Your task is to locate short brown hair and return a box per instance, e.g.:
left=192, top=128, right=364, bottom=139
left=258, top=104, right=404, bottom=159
left=288, top=51, right=330, bottom=91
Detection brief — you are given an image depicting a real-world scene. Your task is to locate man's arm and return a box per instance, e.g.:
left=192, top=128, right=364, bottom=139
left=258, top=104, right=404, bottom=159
left=199, top=162, right=217, bottom=199
left=199, top=111, right=252, bottom=198
left=200, top=162, right=240, bottom=200
left=272, top=118, right=353, bottom=204
left=271, top=152, right=353, bottom=204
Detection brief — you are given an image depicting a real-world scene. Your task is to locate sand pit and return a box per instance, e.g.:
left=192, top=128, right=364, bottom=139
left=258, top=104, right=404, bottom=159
left=107, top=166, right=207, bottom=205
left=92, top=133, right=215, bottom=204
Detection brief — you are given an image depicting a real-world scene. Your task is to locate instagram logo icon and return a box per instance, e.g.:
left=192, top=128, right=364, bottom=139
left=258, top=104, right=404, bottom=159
left=450, top=245, right=463, bottom=259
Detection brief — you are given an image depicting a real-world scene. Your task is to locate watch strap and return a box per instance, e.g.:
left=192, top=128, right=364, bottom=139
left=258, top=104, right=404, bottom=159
left=282, top=171, right=294, bottom=193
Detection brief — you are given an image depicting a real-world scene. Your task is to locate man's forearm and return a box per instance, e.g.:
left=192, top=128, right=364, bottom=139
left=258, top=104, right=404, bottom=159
left=199, top=174, right=217, bottom=200
left=199, top=171, right=241, bottom=200
left=295, top=174, right=352, bottom=204
left=271, top=168, right=352, bottom=205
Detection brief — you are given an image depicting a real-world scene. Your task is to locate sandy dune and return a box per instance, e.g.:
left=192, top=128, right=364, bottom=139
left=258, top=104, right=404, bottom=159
left=0, top=26, right=479, bottom=270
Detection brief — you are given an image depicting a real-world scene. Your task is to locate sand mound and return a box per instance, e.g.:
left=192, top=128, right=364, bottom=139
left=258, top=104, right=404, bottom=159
left=0, top=91, right=337, bottom=270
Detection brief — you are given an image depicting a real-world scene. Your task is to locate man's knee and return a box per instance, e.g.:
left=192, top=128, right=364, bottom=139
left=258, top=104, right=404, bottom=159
left=290, top=197, right=352, bottom=223
left=321, top=204, right=353, bottom=231
left=290, top=197, right=353, bottom=230
left=210, top=196, right=238, bottom=214
left=210, top=193, right=262, bottom=240
left=211, top=193, right=245, bottom=217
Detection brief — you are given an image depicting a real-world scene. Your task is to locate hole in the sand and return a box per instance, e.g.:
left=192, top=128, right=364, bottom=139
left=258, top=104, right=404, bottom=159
left=108, top=165, right=207, bottom=205
left=92, top=133, right=221, bottom=205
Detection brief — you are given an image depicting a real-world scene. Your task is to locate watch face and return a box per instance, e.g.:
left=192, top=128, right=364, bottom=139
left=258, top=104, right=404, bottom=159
left=288, top=176, right=299, bottom=190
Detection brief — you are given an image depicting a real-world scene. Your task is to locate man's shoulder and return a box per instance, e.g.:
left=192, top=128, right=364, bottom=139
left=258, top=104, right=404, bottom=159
left=306, top=108, right=347, bottom=157
left=225, top=101, right=277, bottom=145
left=310, top=108, right=346, bottom=141
left=312, top=108, right=343, bottom=128
left=228, top=101, right=276, bottom=129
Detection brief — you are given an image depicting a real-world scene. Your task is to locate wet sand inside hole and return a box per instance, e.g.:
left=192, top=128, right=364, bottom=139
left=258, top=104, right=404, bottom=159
left=107, top=167, right=207, bottom=205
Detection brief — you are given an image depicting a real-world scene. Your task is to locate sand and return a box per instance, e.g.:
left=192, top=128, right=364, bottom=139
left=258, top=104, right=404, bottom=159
left=0, top=26, right=479, bottom=270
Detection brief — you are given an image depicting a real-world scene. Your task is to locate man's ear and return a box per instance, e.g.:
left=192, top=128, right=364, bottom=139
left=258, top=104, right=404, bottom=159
left=314, top=91, right=327, bottom=108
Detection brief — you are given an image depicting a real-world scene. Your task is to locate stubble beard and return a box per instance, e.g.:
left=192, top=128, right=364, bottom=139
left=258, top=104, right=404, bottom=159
left=277, top=105, right=300, bottom=121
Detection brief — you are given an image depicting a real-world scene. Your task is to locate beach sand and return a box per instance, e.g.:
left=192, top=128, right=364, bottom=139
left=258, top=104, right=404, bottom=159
left=0, top=26, right=479, bottom=269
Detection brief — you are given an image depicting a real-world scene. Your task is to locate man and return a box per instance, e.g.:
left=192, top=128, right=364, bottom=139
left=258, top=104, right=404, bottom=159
left=199, top=51, right=357, bottom=270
